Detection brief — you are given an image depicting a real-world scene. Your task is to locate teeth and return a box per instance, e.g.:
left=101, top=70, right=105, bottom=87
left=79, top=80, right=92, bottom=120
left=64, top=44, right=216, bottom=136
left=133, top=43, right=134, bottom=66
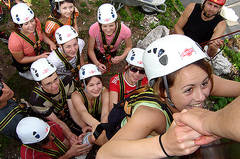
left=192, top=104, right=202, bottom=107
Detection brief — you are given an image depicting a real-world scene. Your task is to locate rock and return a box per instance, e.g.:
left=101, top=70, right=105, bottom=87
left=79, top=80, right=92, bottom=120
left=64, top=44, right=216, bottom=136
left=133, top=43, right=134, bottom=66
left=136, top=25, right=169, bottom=49
left=211, top=51, right=232, bottom=75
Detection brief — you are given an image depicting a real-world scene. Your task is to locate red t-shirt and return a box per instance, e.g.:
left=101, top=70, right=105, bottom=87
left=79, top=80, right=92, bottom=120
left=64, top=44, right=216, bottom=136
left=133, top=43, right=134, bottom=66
left=109, top=72, right=148, bottom=99
left=20, top=121, right=65, bottom=159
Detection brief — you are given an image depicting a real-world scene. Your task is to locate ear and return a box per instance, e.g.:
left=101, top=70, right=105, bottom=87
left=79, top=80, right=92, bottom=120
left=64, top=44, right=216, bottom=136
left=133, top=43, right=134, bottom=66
left=159, top=90, right=168, bottom=101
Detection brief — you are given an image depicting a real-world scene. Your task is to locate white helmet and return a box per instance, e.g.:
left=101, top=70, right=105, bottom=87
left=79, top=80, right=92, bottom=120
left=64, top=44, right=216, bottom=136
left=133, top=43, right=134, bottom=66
left=143, top=34, right=207, bottom=85
left=55, top=0, right=64, bottom=2
left=126, top=48, right=145, bottom=68
left=11, top=3, right=34, bottom=24
left=55, top=25, right=78, bottom=45
left=97, top=3, right=117, bottom=24
left=16, top=117, right=50, bottom=144
left=79, top=64, right=102, bottom=80
left=31, top=58, right=57, bottom=81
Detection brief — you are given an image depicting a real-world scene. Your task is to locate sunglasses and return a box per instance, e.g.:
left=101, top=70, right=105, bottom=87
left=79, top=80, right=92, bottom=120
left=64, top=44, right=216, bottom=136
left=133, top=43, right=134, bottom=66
left=0, top=81, right=3, bottom=97
left=129, top=67, right=145, bottom=74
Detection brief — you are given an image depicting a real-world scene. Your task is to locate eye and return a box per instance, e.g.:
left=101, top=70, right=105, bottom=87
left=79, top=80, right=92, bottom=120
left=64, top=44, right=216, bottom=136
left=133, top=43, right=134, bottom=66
left=184, top=88, right=193, bottom=94
left=201, top=80, right=209, bottom=88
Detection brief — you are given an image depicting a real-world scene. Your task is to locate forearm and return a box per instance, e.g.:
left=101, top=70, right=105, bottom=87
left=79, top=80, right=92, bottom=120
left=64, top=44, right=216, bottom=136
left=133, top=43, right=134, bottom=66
left=97, top=136, right=166, bottom=159
left=101, top=113, right=108, bottom=123
left=56, top=120, right=74, bottom=140
left=81, top=110, right=100, bottom=127
left=13, top=55, right=40, bottom=64
left=43, top=32, right=55, bottom=46
left=205, top=96, right=240, bottom=142
left=88, top=50, right=100, bottom=65
left=174, top=24, right=184, bottom=34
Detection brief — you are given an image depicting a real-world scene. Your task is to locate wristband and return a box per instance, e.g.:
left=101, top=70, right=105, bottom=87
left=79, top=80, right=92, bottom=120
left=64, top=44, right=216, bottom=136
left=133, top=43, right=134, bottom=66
left=159, top=134, right=171, bottom=157
left=93, top=124, right=104, bottom=140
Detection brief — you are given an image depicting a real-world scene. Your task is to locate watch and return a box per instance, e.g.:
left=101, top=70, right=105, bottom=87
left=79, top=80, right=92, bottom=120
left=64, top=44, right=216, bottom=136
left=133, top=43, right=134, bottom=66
left=93, top=124, right=104, bottom=140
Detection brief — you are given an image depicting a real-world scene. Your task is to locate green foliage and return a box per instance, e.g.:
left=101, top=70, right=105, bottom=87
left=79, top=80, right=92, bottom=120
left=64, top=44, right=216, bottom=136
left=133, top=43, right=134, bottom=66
left=155, top=0, right=183, bottom=29
left=95, top=0, right=104, bottom=7
left=210, top=36, right=240, bottom=111
left=32, top=0, right=51, bottom=17
left=80, top=2, right=87, bottom=7
left=119, top=8, right=132, bottom=22
left=209, top=96, right=234, bottom=111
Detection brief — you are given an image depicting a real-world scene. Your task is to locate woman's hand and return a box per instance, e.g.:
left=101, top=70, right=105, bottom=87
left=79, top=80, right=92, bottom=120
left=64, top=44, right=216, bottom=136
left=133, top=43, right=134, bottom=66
left=161, top=121, right=201, bottom=156
left=97, top=63, right=107, bottom=73
left=111, top=56, right=124, bottom=64
left=39, top=52, right=50, bottom=59
left=49, top=42, right=56, bottom=51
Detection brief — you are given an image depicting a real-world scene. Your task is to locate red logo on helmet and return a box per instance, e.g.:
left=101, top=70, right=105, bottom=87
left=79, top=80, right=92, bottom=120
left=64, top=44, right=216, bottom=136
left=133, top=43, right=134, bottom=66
left=67, top=33, right=72, bottom=38
left=181, top=48, right=194, bottom=58
left=90, top=70, right=96, bottom=74
left=138, top=61, right=143, bottom=64
left=43, top=68, right=49, bottom=74
left=24, top=17, right=29, bottom=21
left=45, top=127, right=49, bottom=133
left=104, top=18, right=110, bottom=22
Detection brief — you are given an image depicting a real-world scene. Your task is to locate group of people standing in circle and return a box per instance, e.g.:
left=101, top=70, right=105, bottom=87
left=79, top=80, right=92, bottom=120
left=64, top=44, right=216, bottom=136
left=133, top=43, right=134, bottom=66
left=1, top=0, right=240, bottom=158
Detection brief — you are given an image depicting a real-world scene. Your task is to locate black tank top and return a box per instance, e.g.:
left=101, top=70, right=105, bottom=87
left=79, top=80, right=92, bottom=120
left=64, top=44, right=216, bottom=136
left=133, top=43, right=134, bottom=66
left=183, top=3, right=224, bottom=44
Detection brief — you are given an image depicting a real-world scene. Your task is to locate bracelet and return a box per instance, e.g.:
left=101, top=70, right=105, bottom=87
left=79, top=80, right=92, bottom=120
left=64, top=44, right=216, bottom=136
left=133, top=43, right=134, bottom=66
left=159, top=134, right=171, bottom=157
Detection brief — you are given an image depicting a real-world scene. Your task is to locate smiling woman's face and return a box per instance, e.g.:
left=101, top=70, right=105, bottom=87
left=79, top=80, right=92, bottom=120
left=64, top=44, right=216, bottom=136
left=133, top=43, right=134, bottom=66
left=169, top=64, right=212, bottom=111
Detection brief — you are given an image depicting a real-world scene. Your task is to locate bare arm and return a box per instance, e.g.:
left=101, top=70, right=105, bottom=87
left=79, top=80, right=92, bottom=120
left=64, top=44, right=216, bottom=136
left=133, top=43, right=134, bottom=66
left=101, top=88, right=110, bottom=123
left=174, top=95, right=240, bottom=143
left=80, top=52, right=85, bottom=66
left=71, top=91, right=100, bottom=127
left=174, top=3, right=195, bottom=34
left=111, top=37, right=132, bottom=64
left=43, top=32, right=56, bottom=51
left=67, top=99, right=88, bottom=129
left=46, top=112, right=77, bottom=144
left=87, top=36, right=106, bottom=72
left=120, top=37, right=132, bottom=59
left=97, top=106, right=201, bottom=159
left=207, top=20, right=226, bottom=57
left=211, top=74, right=240, bottom=97
left=87, top=36, right=100, bottom=65
left=109, top=91, right=118, bottom=111
left=11, top=51, right=50, bottom=64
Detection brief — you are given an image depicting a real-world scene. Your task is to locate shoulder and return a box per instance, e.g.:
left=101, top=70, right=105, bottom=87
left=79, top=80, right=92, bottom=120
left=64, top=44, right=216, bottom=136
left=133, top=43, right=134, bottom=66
left=184, top=3, right=196, bottom=15
left=45, top=19, right=59, bottom=34
left=120, top=23, right=131, bottom=35
left=89, top=22, right=100, bottom=34
left=132, top=104, right=167, bottom=126
left=8, top=32, right=21, bottom=48
left=29, top=87, right=46, bottom=105
left=109, top=74, right=120, bottom=84
left=186, top=2, right=196, bottom=10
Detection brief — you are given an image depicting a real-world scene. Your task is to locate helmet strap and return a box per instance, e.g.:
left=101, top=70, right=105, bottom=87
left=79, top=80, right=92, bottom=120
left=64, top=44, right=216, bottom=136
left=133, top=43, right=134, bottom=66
left=57, top=2, right=61, bottom=13
left=163, top=76, right=176, bottom=108
left=83, top=79, right=88, bottom=92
